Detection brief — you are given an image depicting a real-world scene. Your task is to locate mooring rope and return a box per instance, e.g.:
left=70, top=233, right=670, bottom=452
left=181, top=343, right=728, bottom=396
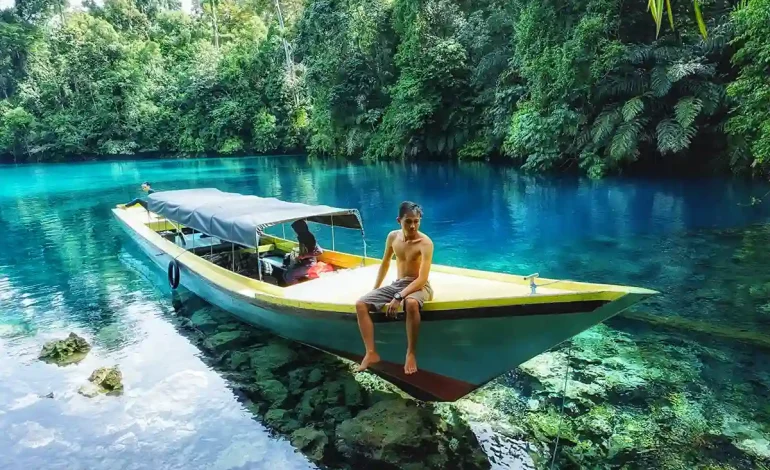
left=550, top=341, right=574, bottom=470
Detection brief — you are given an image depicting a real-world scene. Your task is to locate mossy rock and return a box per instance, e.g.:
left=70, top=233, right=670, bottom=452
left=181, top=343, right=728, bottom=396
left=249, top=343, right=298, bottom=374
left=264, top=408, right=301, bottom=434
left=204, top=330, right=251, bottom=353
left=288, top=367, right=310, bottom=393
left=290, top=426, right=328, bottom=462
left=39, top=332, right=91, bottom=365
left=228, top=349, right=253, bottom=370
left=257, top=379, right=289, bottom=408
left=78, top=366, right=123, bottom=397
left=307, top=368, right=324, bottom=386
left=189, top=311, right=219, bottom=333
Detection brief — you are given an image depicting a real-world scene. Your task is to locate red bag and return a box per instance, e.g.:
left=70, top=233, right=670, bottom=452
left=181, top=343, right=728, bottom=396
left=306, top=262, right=334, bottom=279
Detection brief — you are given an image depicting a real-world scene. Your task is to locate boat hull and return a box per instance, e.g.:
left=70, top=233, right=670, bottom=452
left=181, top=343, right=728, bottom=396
left=114, top=209, right=651, bottom=401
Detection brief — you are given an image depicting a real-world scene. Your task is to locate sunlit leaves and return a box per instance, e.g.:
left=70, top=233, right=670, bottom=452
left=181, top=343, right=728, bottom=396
left=674, top=96, right=702, bottom=128
left=648, top=0, right=708, bottom=40
left=622, top=97, right=645, bottom=122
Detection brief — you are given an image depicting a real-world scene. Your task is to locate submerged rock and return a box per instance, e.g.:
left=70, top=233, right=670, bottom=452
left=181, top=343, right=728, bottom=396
left=189, top=310, right=219, bottom=333
left=257, top=379, right=289, bottom=408
left=335, top=399, right=489, bottom=469
left=203, top=330, right=251, bottom=353
left=78, top=366, right=123, bottom=397
left=290, top=426, right=328, bottom=462
left=264, top=408, right=301, bottom=434
left=249, top=343, right=297, bottom=374
left=39, top=332, right=91, bottom=365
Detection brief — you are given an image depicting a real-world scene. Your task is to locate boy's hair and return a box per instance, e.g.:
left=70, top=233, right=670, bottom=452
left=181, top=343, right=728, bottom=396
left=142, top=181, right=151, bottom=187
left=398, top=201, right=423, bottom=218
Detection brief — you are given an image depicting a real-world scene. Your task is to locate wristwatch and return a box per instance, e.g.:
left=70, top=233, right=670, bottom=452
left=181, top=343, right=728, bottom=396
left=393, top=292, right=403, bottom=301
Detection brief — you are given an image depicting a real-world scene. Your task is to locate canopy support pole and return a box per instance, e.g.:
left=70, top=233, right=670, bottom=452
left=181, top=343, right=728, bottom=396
left=231, top=243, right=235, bottom=272
left=169, top=220, right=186, bottom=247
left=361, top=230, right=367, bottom=266
left=282, top=224, right=286, bottom=239
left=256, top=233, right=263, bottom=281
left=331, top=216, right=336, bottom=251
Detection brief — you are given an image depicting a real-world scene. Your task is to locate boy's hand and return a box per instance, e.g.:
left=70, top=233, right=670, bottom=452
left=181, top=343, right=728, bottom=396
left=386, top=298, right=401, bottom=318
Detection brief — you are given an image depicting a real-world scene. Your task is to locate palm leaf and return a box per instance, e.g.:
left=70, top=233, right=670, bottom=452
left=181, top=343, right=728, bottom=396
left=656, top=118, right=691, bottom=153
left=694, top=0, right=708, bottom=39
left=666, top=0, right=675, bottom=31
left=674, top=96, right=703, bottom=128
left=609, top=119, right=642, bottom=161
left=622, top=97, right=645, bottom=122
left=651, top=66, right=672, bottom=97
left=592, top=109, right=621, bottom=145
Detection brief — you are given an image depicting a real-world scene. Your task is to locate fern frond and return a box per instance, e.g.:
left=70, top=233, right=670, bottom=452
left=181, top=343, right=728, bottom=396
left=597, top=73, right=647, bottom=100
left=652, top=46, right=684, bottom=63
left=592, top=108, right=622, bottom=145
left=627, top=45, right=653, bottom=65
left=667, top=62, right=712, bottom=83
left=674, top=97, right=703, bottom=128
left=651, top=66, right=672, bottom=97
left=656, top=118, right=691, bottom=153
left=609, top=119, right=643, bottom=161
left=622, top=97, right=645, bottom=122
left=576, top=129, right=592, bottom=149
left=692, top=81, right=724, bottom=115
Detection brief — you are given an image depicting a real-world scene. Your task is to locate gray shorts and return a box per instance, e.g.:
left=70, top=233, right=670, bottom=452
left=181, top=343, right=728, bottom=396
left=358, top=278, right=434, bottom=312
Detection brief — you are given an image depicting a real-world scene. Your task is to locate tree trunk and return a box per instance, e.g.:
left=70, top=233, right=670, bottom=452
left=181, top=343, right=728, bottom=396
left=211, top=0, right=220, bottom=48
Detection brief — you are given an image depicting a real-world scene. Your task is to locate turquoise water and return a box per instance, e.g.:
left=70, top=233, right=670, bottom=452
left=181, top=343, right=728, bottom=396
left=1, top=155, right=770, bottom=469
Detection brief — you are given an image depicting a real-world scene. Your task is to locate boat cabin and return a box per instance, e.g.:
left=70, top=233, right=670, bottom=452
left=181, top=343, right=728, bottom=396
left=141, top=188, right=370, bottom=287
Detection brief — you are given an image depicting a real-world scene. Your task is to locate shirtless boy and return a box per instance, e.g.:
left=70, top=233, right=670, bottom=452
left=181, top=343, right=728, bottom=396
left=355, top=201, right=434, bottom=375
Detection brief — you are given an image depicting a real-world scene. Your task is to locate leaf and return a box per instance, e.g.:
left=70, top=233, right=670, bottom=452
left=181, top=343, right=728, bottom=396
left=674, top=96, right=703, bottom=128
left=666, top=0, right=675, bottom=31
left=667, top=62, right=710, bottom=83
left=609, top=119, right=642, bottom=161
left=622, top=97, right=645, bottom=122
left=592, top=109, right=621, bottom=145
left=694, top=0, right=708, bottom=39
left=656, top=118, right=691, bottom=153
left=655, top=0, right=665, bottom=38
left=651, top=67, right=672, bottom=97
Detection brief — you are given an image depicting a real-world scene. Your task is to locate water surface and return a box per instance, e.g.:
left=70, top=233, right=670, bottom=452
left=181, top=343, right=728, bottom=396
left=1, top=156, right=770, bottom=468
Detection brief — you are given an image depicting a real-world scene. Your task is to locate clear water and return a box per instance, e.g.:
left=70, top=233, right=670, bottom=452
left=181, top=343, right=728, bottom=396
left=1, top=155, right=770, bottom=468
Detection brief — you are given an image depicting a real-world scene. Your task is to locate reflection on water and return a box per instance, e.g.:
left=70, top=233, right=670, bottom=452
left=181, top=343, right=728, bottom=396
left=1, top=155, right=770, bottom=468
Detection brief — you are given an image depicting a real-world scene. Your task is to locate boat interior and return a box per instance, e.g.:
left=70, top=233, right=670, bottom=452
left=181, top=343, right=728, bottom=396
left=129, top=206, right=615, bottom=305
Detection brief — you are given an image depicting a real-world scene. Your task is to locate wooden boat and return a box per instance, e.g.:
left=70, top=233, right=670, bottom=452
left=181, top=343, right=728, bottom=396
left=112, top=188, right=657, bottom=401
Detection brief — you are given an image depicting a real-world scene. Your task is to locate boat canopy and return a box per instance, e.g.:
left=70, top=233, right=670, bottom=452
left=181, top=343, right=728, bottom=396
left=146, top=188, right=363, bottom=248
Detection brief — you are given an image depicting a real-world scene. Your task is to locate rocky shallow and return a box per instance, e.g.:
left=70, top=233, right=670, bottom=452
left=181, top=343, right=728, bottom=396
left=162, top=224, right=770, bottom=469
left=166, top=292, right=770, bottom=469
left=172, top=300, right=490, bottom=469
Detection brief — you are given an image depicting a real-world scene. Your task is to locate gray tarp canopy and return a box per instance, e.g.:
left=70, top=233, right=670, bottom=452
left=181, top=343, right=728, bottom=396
left=146, top=188, right=363, bottom=248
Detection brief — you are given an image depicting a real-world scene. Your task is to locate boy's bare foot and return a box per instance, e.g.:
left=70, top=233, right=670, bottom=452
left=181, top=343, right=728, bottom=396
left=356, top=351, right=381, bottom=372
left=404, top=352, right=418, bottom=375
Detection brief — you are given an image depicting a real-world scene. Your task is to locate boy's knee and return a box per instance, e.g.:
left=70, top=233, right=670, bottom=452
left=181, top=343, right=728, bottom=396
left=405, top=298, right=420, bottom=312
left=355, top=300, right=369, bottom=313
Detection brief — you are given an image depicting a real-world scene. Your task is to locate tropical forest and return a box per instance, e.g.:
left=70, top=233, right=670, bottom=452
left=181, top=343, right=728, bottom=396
left=1, top=0, right=768, bottom=178
left=3, top=1, right=770, bottom=469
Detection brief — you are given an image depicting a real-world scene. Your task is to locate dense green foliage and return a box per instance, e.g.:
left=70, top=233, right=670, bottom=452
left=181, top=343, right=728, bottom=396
left=1, top=0, right=768, bottom=177
left=725, top=0, right=770, bottom=172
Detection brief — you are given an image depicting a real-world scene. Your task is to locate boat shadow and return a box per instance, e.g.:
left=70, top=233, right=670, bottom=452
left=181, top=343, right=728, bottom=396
left=163, top=289, right=492, bottom=470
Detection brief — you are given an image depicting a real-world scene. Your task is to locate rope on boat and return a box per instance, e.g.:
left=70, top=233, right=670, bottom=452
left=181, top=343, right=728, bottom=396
left=549, top=341, right=574, bottom=470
